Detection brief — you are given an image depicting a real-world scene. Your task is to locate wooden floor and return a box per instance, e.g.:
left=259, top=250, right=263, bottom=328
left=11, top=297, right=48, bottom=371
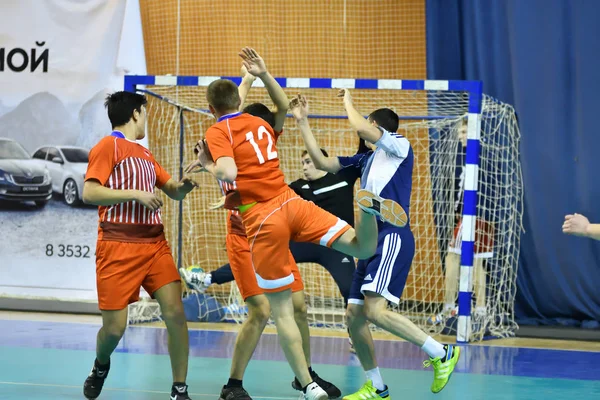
left=3, top=310, right=599, bottom=352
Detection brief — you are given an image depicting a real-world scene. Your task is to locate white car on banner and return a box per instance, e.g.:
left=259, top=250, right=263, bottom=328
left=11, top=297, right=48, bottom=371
left=32, top=146, right=89, bottom=206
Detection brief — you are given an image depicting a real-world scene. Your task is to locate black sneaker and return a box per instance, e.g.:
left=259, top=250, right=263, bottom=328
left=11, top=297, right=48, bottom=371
left=219, top=385, right=252, bottom=400
left=292, top=376, right=342, bottom=399
left=83, top=360, right=110, bottom=399
left=170, top=384, right=192, bottom=400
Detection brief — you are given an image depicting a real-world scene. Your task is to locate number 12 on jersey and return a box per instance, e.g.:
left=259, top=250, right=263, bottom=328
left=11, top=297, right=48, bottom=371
left=245, top=126, right=278, bottom=164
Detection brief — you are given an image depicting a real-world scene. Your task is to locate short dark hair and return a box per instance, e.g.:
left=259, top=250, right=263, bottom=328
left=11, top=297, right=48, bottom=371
left=206, top=79, right=241, bottom=114
left=357, top=138, right=371, bottom=154
left=301, top=148, right=328, bottom=158
left=104, top=91, right=147, bottom=128
left=242, top=103, right=275, bottom=129
left=368, top=108, right=399, bottom=133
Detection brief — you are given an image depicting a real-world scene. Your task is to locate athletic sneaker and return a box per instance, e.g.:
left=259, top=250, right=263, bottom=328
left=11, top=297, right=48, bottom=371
left=170, top=384, right=192, bottom=400
left=303, top=382, right=329, bottom=400
left=83, top=360, right=110, bottom=399
left=342, top=380, right=390, bottom=400
left=179, top=265, right=210, bottom=293
left=292, top=375, right=341, bottom=398
left=423, top=345, right=461, bottom=393
left=219, top=385, right=252, bottom=400
left=356, top=189, right=407, bottom=228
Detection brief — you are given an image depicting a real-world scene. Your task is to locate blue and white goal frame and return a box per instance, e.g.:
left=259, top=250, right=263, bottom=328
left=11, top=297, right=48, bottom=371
left=124, top=75, right=484, bottom=343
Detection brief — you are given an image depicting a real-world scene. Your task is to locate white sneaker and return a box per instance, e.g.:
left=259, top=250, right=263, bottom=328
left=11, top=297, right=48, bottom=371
left=179, top=265, right=210, bottom=293
left=302, top=382, right=328, bottom=400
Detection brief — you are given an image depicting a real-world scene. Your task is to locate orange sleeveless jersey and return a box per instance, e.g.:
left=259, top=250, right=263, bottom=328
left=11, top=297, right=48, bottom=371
left=205, top=113, right=288, bottom=209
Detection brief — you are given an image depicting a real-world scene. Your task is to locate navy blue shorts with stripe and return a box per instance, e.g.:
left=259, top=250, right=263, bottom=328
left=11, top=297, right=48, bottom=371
left=348, top=226, right=415, bottom=305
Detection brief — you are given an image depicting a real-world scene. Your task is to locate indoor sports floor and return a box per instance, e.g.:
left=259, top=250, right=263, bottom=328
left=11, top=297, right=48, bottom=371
left=0, top=311, right=599, bottom=400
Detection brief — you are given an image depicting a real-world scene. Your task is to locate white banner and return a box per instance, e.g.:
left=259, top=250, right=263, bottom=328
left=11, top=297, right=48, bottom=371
left=0, top=0, right=132, bottom=302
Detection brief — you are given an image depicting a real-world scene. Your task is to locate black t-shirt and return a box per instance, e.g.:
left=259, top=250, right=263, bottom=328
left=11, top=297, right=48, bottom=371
left=289, top=168, right=359, bottom=227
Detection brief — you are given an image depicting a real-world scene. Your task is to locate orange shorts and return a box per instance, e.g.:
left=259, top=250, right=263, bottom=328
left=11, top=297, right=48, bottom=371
left=95, top=239, right=181, bottom=310
left=226, top=233, right=303, bottom=300
left=241, top=188, right=351, bottom=292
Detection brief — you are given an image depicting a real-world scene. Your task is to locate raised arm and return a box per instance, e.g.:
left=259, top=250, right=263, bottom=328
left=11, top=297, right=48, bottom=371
left=290, top=94, right=341, bottom=174
left=237, top=65, right=257, bottom=111
left=339, top=89, right=383, bottom=144
left=239, top=47, right=288, bottom=132
left=563, top=213, right=600, bottom=241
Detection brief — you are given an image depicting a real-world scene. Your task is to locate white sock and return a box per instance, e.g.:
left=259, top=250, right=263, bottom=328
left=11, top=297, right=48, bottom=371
left=365, top=367, right=385, bottom=391
left=204, top=274, right=212, bottom=286
left=421, top=336, right=446, bottom=359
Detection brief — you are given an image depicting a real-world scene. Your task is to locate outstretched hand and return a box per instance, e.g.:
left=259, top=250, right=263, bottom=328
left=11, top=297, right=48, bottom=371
left=184, top=160, right=206, bottom=174
left=179, top=176, right=198, bottom=193
left=562, top=213, right=590, bottom=236
left=337, top=88, right=353, bottom=106
left=289, top=94, right=309, bottom=121
left=239, top=47, right=267, bottom=77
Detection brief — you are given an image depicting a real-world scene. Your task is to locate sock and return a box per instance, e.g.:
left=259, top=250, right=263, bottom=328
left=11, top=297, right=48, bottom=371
left=421, top=336, right=446, bottom=359
left=226, top=378, right=243, bottom=388
left=365, top=367, right=385, bottom=391
left=204, top=273, right=213, bottom=286
left=302, top=381, right=315, bottom=393
left=441, top=345, right=454, bottom=363
left=94, top=358, right=110, bottom=372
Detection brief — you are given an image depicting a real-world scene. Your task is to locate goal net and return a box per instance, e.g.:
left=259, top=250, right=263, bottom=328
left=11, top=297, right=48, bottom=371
left=126, top=76, right=523, bottom=342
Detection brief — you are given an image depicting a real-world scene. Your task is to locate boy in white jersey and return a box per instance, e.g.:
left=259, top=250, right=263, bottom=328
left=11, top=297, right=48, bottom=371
left=290, top=90, right=461, bottom=398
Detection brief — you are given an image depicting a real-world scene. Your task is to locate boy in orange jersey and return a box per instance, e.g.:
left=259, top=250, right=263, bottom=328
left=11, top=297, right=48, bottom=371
left=194, top=47, right=407, bottom=400
left=184, top=62, right=340, bottom=400
left=82, top=91, right=197, bottom=400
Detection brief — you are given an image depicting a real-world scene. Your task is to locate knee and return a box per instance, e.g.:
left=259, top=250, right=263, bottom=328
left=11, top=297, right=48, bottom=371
left=161, top=300, right=187, bottom=326
left=346, top=303, right=366, bottom=329
left=357, top=245, right=376, bottom=260
left=103, top=320, right=127, bottom=340
left=293, top=299, right=308, bottom=322
left=247, top=299, right=271, bottom=326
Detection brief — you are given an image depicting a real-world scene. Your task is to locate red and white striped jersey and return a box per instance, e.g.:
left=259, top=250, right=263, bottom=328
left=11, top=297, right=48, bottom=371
left=85, top=134, right=171, bottom=241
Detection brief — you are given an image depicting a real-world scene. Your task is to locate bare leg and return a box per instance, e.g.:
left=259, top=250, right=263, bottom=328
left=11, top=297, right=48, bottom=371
left=229, top=294, right=270, bottom=379
left=332, top=210, right=378, bottom=259
left=264, top=289, right=312, bottom=386
left=363, top=293, right=429, bottom=346
left=292, top=290, right=311, bottom=366
left=346, top=303, right=378, bottom=371
left=96, top=308, right=128, bottom=364
left=154, top=281, right=189, bottom=383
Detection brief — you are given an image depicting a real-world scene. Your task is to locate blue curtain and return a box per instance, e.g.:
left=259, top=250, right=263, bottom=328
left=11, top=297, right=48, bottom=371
left=426, top=0, right=600, bottom=326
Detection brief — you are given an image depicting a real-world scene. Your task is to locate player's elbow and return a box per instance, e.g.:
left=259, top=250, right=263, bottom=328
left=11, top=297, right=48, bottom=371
left=216, top=165, right=237, bottom=183
left=215, top=158, right=237, bottom=182
left=82, top=182, right=98, bottom=205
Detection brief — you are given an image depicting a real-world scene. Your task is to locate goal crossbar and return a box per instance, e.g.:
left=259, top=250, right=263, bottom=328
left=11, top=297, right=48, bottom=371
left=124, top=74, right=485, bottom=343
